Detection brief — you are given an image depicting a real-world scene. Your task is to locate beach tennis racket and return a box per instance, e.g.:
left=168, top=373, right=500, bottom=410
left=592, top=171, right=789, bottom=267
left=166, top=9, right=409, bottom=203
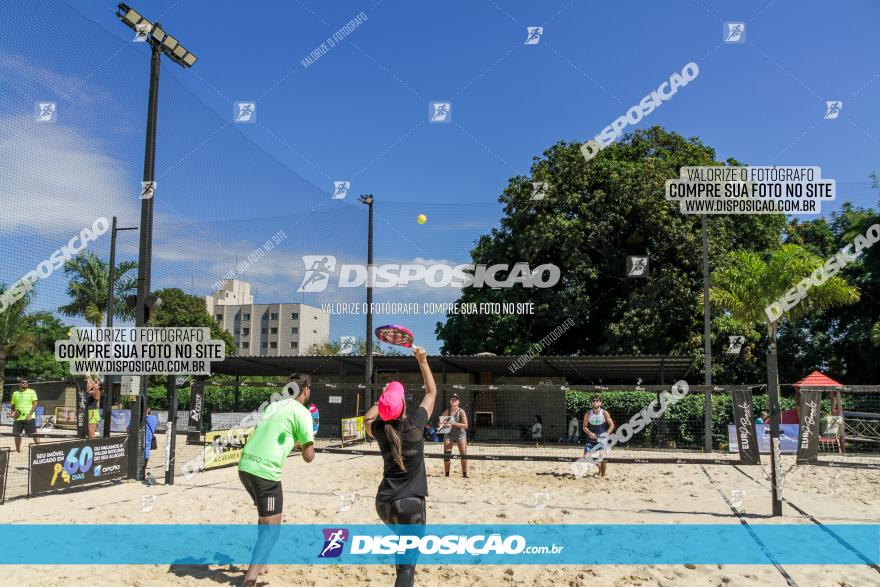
left=309, top=403, right=320, bottom=434
left=375, top=324, right=414, bottom=348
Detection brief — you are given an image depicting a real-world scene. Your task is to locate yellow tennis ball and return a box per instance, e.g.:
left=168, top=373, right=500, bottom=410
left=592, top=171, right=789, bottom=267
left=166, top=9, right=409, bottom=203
left=417, top=214, right=427, bottom=224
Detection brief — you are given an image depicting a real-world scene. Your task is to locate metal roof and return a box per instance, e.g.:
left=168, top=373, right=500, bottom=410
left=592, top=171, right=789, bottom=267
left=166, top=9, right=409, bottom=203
left=212, top=354, right=696, bottom=383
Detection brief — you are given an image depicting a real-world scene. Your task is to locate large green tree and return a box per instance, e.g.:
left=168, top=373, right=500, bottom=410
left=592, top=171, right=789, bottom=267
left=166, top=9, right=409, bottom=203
left=0, top=284, right=38, bottom=386
left=149, top=288, right=236, bottom=354
left=777, top=195, right=880, bottom=381
left=4, top=312, right=71, bottom=381
left=58, top=251, right=137, bottom=327
left=436, top=127, right=785, bottom=364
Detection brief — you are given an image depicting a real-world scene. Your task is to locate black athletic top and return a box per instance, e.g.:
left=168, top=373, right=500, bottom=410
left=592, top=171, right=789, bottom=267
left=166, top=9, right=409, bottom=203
left=372, top=406, right=429, bottom=502
left=87, top=388, right=99, bottom=409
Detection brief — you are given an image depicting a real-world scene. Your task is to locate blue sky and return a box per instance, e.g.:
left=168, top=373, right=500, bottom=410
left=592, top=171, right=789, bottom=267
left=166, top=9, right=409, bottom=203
left=1, top=0, right=878, bottom=353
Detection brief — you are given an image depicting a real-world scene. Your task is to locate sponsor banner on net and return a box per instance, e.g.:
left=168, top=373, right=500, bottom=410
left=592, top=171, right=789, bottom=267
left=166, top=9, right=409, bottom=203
left=320, top=301, right=536, bottom=316
left=1, top=524, right=878, bottom=565
left=55, top=327, right=225, bottom=375
left=665, top=166, right=835, bottom=215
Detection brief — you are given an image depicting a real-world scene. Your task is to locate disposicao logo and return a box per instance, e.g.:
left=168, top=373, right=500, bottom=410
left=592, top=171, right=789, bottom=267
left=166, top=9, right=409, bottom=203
left=319, top=528, right=348, bottom=558
left=297, top=255, right=562, bottom=292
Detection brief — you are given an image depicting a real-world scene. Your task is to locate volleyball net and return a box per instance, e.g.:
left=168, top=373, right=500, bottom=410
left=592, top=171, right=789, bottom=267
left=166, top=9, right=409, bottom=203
left=177, top=381, right=880, bottom=473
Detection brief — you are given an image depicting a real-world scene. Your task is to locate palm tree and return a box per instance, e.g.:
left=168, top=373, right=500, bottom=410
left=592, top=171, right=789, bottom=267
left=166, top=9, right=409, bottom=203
left=0, top=283, right=38, bottom=385
left=710, top=244, right=860, bottom=353
left=58, top=251, right=137, bottom=327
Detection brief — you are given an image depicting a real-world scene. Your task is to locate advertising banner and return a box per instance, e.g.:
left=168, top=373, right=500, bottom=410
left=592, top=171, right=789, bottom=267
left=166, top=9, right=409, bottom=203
left=109, top=409, right=131, bottom=433
left=0, top=448, right=8, bottom=504
left=202, top=427, right=254, bottom=470
left=728, top=424, right=799, bottom=454
left=209, top=413, right=251, bottom=431
left=0, top=523, right=878, bottom=566
left=341, top=417, right=365, bottom=446
left=74, top=379, right=88, bottom=438
left=187, top=380, right=205, bottom=443
left=4, top=405, right=44, bottom=428
left=731, top=388, right=761, bottom=464
left=54, top=406, right=78, bottom=429
left=29, top=436, right=127, bottom=496
left=797, top=390, right=822, bottom=464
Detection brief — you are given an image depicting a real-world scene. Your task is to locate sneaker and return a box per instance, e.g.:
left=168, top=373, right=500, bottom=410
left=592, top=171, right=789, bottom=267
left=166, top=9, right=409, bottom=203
left=462, top=473, right=469, bottom=478
left=445, top=471, right=450, bottom=477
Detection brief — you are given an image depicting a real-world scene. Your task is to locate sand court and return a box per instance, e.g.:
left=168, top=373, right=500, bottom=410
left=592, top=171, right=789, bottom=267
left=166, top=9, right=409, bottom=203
left=2, top=450, right=879, bottom=586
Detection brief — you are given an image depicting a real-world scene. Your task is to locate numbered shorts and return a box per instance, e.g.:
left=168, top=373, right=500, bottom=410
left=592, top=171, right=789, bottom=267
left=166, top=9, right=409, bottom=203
left=12, top=419, right=37, bottom=436
left=239, top=470, right=283, bottom=517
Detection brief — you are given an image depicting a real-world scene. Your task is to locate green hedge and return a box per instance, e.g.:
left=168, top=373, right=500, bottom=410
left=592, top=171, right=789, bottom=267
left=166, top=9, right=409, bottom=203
left=140, top=385, right=284, bottom=412
left=566, top=390, right=800, bottom=448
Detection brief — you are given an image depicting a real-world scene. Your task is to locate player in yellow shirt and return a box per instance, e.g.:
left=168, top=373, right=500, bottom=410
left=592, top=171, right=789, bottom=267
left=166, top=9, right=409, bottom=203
left=10, top=379, right=40, bottom=452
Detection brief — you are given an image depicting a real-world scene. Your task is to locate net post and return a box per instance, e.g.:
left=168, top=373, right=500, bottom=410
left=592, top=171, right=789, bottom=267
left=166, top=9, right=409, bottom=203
left=165, top=376, right=178, bottom=485
left=766, top=351, right=783, bottom=516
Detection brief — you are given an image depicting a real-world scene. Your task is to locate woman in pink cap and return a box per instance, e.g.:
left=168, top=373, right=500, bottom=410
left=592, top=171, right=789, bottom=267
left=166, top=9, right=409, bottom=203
left=364, top=345, right=437, bottom=587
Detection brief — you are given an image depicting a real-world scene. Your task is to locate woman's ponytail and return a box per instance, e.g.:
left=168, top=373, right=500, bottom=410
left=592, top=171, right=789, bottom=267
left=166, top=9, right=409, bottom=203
left=385, top=422, right=406, bottom=472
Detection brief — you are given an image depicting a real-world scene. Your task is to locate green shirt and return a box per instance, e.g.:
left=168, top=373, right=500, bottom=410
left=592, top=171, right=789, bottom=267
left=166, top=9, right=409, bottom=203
left=11, top=389, right=38, bottom=420
left=238, top=399, right=314, bottom=481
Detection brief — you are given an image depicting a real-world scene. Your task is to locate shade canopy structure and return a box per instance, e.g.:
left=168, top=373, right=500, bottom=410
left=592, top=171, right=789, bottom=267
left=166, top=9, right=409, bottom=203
left=211, top=354, right=696, bottom=384
left=793, top=370, right=844, bottom=389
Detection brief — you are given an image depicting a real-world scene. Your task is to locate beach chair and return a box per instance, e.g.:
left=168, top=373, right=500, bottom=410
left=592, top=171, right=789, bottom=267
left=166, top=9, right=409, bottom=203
left=819, top=415, right=843, bottom=454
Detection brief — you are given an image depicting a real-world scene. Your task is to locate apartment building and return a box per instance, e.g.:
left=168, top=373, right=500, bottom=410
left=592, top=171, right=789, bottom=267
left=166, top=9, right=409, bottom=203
left=205, top=280, right=329, bottom=356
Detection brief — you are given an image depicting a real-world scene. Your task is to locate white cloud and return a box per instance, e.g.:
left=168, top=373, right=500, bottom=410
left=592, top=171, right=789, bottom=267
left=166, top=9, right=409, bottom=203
left=0, top=115, right=136, bottom=235
left=0, top=55, right=113, bottom=105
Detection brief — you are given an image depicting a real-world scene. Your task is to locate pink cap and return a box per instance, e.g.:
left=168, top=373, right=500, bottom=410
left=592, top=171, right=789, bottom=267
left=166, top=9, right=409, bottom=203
left=378, top=381, right=405, bottom=421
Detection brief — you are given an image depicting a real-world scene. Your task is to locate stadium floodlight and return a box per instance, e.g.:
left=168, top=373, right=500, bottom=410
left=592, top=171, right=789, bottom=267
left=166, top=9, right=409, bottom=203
left=161, top=34, right=178, bottom=52
left=114, top=2, right=197, bottom=481
left=117, top=4, right=145, bottom=29
left=115, top=3, right=197, bottom=68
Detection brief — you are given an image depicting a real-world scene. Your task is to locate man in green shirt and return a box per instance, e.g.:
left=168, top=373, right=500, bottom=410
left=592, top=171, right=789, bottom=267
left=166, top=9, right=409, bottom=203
left=238, top=372, right=315, bottom=586
left=10, top=379, right=40, bottom=452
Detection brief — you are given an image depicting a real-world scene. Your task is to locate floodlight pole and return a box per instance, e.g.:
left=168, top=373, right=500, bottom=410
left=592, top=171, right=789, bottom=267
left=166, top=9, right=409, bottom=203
left=165, top=376, right=178, bottom=485
left=362, top=195, right=375, bottom=409
left=128, top=40, right=161, bottom=480
left=701, top=215, right=713, bottom=452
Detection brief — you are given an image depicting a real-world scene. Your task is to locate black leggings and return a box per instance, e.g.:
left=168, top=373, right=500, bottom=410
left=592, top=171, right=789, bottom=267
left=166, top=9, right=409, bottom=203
left=375, top=496, right=426, bottom=587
